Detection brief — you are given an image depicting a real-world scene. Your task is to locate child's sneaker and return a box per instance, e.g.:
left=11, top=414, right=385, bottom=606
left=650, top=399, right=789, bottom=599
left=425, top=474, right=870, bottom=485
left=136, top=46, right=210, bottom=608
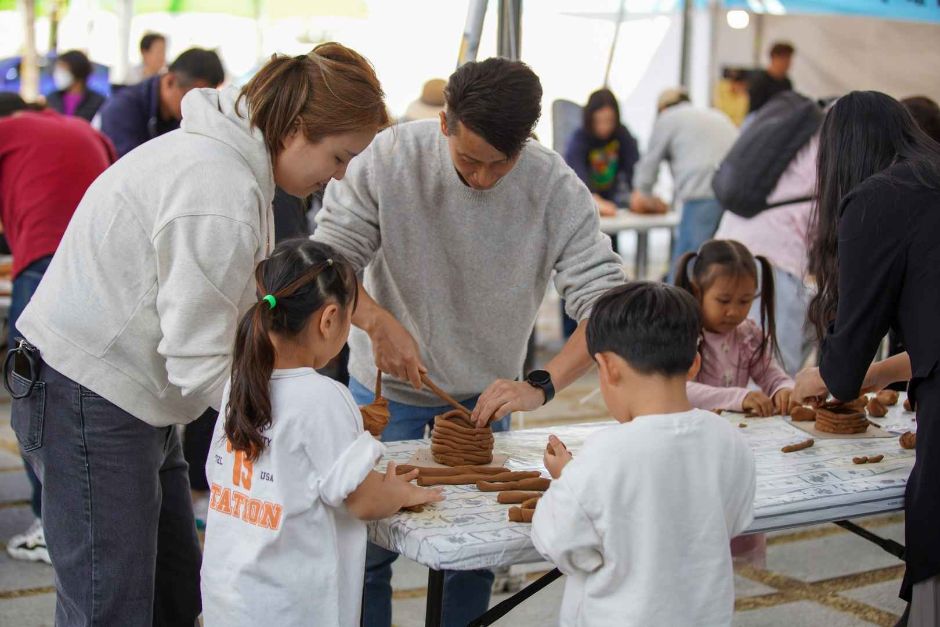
left=6, top=519, right=51, bottom=565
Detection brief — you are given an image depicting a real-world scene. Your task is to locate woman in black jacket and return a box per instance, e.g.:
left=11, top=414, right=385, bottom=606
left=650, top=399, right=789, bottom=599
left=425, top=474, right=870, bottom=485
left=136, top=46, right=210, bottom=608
left=794, top=91, right=940, bottom=625
left=46, top=50, right=106, bottom=122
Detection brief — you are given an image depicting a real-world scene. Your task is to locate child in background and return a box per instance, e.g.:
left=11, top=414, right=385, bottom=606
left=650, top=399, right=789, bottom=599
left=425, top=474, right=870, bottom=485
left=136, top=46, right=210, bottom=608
left=532, top=282, right=756, bottom=626
left=200, top=239, right=443, bottom=626
left=675, top=239, right=794, bottom=416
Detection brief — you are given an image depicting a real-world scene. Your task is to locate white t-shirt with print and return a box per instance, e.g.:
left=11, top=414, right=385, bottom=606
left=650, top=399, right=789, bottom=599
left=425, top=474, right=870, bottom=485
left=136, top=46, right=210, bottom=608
left=200, top=368, right=384, bottom=626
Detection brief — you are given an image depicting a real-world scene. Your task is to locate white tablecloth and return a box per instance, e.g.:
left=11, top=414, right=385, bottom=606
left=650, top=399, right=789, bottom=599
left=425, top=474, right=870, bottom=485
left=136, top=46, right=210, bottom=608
left=369, top=400, right=915, bottom=572
left=597, top=210, right=680, bottom=235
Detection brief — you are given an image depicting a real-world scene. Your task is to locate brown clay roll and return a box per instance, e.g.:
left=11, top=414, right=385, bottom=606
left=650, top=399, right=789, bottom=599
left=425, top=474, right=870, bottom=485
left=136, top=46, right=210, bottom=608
left=900, top=432, right=916, bottom=450
left=867, top=398, right=888, bottom=418
left=431, top=432, right=495, bottom=447
left=497, top=491, right=545, bottom=504
left=876, top=390, right=899, bottom=406
left=520, top=496, right=541, bottom=510
left=508, top=507, right=535, bottom=523
left=852, top=456, right=869, bottom=465
left=790, top=406, right=817, bottom=422
left=415, top=474, right=487, bottom=486
left=867, top=454, right=884, bottom=463
left=432, top=424, right=494, bottom=441
left=431, top=441, right=495, bottom=455
left=434, top=413, right=487, bottom=434
left=477, top=477, right=551, bottom=492
left=781, top=439, right=814, bottom=453
left=396, top=465, right=506, bottom=476
left=434, top=453, right=494, bottom=467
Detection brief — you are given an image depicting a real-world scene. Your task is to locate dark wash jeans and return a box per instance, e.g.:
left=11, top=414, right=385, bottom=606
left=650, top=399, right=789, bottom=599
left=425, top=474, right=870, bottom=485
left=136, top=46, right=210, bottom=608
left=9, top=255, right=53, bottom=518
left=11, top=361, right=201, bottom=626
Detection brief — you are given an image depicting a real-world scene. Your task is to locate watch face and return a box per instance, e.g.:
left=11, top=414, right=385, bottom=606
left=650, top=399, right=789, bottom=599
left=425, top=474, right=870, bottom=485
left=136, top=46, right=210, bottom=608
left=528, top=370, right=551, bottom=386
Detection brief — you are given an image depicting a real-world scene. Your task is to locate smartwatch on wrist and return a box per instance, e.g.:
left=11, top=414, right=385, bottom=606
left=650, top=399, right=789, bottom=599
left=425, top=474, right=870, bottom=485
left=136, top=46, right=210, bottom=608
left=524, top=370, right=555, bottom=405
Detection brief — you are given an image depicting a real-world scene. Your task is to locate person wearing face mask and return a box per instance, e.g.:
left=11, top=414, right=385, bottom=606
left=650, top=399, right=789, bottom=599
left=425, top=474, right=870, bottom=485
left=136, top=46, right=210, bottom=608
left=96, top=47, right=225, bottom=157
left=8, top=44, right=388, bottom=627
left=313, top=57, right=625, bottom=627
left=46, top=50, right=106, bottom=122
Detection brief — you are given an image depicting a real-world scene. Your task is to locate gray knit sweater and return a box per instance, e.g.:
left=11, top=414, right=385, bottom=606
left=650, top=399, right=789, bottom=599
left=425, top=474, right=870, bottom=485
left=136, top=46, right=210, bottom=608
left=314, top=120, right=625, bottom=406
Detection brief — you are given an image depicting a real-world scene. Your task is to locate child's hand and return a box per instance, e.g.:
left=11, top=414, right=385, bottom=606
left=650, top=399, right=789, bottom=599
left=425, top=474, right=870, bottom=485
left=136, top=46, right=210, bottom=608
left=384, top=462, right=445, bottom=509
left=544, top=435, right=572, bottom=479
left=773, top=388, right=793, bottom=415
left=743, top=391, right=774, bottom=417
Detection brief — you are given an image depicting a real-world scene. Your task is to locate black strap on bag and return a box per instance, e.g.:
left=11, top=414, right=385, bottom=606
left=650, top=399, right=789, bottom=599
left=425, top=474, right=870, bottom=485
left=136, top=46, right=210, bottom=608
left=3, top=338, right=41, bottom=399
left=712, top=91, right=823, bottom=218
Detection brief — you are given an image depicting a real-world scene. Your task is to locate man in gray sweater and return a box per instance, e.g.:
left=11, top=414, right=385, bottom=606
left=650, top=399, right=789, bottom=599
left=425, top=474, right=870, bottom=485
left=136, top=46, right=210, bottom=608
left=631, top=88, right=738, bottom=279
left=313, top=58, right=625, bottom=627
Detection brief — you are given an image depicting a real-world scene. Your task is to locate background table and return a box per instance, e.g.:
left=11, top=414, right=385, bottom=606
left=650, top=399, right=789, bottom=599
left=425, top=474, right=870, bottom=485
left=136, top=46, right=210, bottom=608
left=598, top=210, right=679, bottom=279
left=369, top=399, right=916, bottom=625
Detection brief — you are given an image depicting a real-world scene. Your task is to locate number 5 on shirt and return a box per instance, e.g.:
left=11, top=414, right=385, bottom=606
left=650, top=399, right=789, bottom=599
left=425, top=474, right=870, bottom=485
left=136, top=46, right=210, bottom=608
left=226, top=440, right=253, bottom=490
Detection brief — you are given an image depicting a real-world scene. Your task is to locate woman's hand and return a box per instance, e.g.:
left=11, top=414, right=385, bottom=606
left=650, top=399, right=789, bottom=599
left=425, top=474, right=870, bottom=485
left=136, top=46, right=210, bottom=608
left=544, top=435, right=572, bottom=479
left=773, top=388, right=793, bottom=415
left=861, top=353, right=912, bottom=393
left=743, top=391, right=774, bottom=416
left=793, top=367, right=829, bottom=404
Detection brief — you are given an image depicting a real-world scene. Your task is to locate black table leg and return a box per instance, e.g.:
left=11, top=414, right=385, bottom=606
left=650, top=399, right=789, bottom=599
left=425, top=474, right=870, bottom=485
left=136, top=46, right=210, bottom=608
left=425, top=568, right=445, bottom=627
left=834, top=520, right=905, bottom=559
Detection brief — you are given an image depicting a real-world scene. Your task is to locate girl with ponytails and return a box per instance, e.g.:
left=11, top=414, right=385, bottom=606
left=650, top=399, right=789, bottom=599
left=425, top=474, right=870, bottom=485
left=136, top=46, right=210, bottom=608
left=200, top=239, right=443, bottom=626
left=674, top=239, right=794, bottom=417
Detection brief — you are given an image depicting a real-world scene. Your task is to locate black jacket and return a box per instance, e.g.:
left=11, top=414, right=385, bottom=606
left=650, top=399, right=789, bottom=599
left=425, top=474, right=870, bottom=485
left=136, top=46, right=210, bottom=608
left=818, top=160, right=940, bottom=599
left=46, top=88, right=106, bottom=122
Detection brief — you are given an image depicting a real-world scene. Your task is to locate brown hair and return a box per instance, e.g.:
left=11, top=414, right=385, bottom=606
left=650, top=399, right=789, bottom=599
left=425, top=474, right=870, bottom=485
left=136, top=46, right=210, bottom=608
left=225, top=239, right=358, bottom=461
left=673, top=239, right=779, bottom=373
left=238, top=42, right=389, bottom=156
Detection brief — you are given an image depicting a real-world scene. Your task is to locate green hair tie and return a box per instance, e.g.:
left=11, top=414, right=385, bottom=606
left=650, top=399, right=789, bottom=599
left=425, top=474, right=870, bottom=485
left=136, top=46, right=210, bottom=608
left=262, top=294, right=277, bottom=310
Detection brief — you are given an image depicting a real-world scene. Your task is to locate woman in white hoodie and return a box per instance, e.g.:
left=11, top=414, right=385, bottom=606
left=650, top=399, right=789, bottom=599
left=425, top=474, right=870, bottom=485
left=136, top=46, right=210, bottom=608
left=6, top=43, right=388, bottom=626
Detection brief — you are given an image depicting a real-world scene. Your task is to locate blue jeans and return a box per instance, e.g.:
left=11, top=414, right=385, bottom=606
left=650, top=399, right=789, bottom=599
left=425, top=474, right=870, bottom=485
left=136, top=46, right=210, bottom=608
left=668, top=198, right=725, bottom=281
left=12, top=362, right=202, bottom=625
left=9, top=256, right=52, bottom=519
left=349, top=377, right=510, bottom=627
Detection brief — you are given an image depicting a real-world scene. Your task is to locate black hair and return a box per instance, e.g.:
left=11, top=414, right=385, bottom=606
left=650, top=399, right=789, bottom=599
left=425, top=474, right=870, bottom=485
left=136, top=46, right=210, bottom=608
left=901, top=96, right=940, bottom=144
left=587, top=281, right=702, bottom=377
left=140, top=33, right=166, bottom=53
left=168, top=48, right=225, bottom=88
left=444, top=57, right=542, bottom=158
left=582, top=88, right=620, bottom=140
left=0, top=92, right=27, bottom=117
left=808, top=91, right=940, bottom=340
left=226, top=239, right=358, bottom=461
left=673, top=239, right=778, bottom=372
left=770, top=42, right=795, bottom=58
left=57, top=50, right=93, bottom=84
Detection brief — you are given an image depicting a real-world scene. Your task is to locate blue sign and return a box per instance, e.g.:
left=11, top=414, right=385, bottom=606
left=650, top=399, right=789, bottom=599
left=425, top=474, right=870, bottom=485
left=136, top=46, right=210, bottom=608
left=723, top=0, right=940, bottom=24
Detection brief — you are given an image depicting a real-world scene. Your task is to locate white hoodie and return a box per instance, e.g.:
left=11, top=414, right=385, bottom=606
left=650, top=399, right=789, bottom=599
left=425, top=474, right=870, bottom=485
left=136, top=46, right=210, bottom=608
left=19, top=86, right=275, bottom=427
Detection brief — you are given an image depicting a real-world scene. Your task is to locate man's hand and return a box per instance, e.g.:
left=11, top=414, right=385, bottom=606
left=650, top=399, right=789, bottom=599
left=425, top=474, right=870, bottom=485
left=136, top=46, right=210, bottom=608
left=544, top=435, right=572, bottom=479
left=595, top=195, right=618, bottom=217
left=470, top=379, right=545, bottom=427
left=366, top=310, right=426, bottom=389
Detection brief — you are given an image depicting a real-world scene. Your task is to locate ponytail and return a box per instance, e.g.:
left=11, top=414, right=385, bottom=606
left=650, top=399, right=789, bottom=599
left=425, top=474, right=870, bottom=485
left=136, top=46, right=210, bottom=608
left=753, top=255, right=780, bottom=370
left=672, top=251, right=699, bottom=298
left=225, top=239, right=358, bottom=461
left=238, top=42, right=388, bottom=157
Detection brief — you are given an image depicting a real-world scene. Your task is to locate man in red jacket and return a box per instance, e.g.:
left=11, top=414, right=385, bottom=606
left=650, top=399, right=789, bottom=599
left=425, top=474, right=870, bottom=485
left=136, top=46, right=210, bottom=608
left=0, top=92, right=115, bottom=564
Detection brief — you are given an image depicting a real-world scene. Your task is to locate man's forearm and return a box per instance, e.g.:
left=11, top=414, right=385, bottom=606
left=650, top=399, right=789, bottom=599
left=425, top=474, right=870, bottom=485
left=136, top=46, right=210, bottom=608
left=351, top=282, right=386, bottom=334
left=544, top=321, right=594, bottom=393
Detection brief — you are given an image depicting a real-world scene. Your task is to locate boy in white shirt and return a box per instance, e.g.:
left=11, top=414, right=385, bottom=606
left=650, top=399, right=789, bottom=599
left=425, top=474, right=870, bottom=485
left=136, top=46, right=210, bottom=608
left=532, top=281, right=756, bottom=626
